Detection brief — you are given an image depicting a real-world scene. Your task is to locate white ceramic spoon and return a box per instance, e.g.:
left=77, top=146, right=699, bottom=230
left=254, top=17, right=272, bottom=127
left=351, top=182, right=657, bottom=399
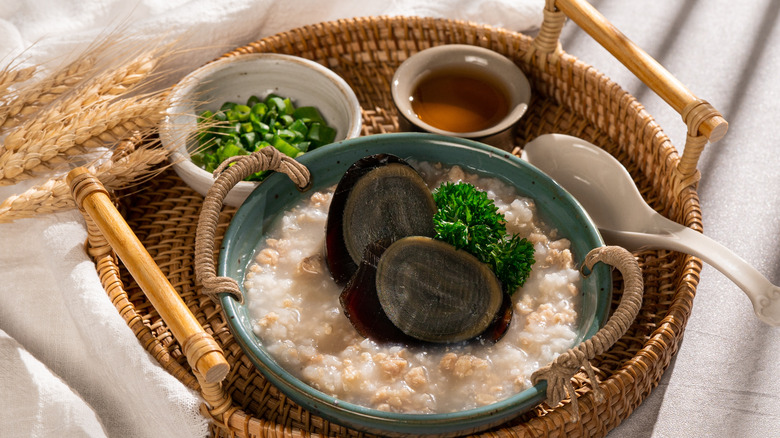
left=523, top=133, right=780, bottom=326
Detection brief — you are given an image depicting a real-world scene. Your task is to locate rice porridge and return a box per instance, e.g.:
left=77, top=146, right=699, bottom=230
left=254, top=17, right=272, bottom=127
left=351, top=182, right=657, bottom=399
left=243, top=161, right=581, bottom=414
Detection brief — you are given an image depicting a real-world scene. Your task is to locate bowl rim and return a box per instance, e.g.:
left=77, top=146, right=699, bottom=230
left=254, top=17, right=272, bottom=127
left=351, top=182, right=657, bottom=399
left=390, top=44, right=531, bottom=138
left=160, top=52, right=363, bottom=195
left=218, top=132, right=611, bottom=435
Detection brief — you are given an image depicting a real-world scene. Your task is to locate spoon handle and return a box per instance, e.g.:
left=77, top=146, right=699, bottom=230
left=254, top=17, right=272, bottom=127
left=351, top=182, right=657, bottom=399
left=601, top=223, right=780, bottom=326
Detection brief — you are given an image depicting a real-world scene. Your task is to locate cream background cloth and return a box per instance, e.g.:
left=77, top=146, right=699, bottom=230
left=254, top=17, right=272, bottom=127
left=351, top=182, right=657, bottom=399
left=0, top=1, right=542, bottom=437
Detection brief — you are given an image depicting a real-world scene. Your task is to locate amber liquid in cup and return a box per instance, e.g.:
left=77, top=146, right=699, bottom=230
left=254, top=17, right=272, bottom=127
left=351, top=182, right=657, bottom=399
left=411, top=69, right=509, bottom=133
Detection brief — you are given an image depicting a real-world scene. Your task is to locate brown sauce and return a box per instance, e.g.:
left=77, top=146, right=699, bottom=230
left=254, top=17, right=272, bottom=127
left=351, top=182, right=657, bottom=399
left=411, top=69, right=509, bottom=133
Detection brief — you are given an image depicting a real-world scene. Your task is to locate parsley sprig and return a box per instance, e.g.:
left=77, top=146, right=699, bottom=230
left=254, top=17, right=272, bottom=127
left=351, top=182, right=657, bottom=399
left=432, top=182, right=535, bottom=293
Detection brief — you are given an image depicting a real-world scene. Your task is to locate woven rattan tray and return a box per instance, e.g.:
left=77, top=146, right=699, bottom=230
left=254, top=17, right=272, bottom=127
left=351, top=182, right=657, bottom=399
left=80, top=3, right=728, bottom=436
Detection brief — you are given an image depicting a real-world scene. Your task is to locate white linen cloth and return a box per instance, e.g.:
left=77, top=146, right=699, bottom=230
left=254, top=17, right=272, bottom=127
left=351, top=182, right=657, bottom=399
left=0, top=1, right=543, bottom=437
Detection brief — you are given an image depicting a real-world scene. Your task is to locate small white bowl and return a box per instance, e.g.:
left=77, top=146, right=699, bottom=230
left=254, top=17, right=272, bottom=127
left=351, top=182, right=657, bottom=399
left=161, top=53, right=362, bottom=207
left=391, top=45, right=531, bottom=150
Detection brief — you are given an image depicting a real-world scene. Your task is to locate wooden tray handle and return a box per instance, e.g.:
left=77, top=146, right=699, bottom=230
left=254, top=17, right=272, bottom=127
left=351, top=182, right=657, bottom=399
left=67, top=167, right=230, bottom=385
left=531, top=0, right=728, bottom=190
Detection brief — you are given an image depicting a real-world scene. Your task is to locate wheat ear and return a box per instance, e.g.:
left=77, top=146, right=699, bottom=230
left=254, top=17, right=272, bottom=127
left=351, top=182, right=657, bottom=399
left=0, top=31, right=169, bottom=130
left=0, top=93, right=167, bottom=185
left=2, top=53, right=166, bottom=155
left=0, top=136, right=171, bottom=223
left=0, top=66, right=36, bottom=98
left=62, top=52, right=162, bottom=117
left=0, top=56, right=98, bottom=129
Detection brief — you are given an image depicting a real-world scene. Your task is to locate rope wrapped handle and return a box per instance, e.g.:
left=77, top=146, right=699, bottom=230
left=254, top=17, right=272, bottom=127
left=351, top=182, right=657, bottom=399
left=67, top=168, right=230, bottom=384
left=531, top=245, right=643, bottom=423
left=194, top=146, right=311, bottom=304
left=527, top=0, right=728, bottom=195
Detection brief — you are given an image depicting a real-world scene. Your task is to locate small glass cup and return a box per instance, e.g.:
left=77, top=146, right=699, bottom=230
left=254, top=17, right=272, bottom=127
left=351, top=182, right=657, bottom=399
left=391, top=44, right=531, bottom=151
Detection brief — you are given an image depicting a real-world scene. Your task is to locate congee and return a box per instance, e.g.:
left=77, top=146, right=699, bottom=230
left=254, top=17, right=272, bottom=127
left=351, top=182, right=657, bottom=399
left=243, top=160, right=581, bottom=413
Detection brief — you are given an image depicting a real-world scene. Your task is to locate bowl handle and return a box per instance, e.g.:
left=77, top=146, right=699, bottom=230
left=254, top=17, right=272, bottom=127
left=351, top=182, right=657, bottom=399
left=527, top=0, right=728, bottom=194
left=194, top=146, right=311, bottom=304
left=531, top=245, right=643, bottom=423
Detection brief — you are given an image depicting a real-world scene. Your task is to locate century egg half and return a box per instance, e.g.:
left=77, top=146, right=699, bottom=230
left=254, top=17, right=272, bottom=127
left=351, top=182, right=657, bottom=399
left=326, top=154, right=512, bottom=345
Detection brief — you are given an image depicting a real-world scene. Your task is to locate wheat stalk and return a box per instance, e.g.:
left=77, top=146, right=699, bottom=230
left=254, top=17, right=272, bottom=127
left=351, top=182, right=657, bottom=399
left=61, top=52, right=162, bottom=117
left=0, top=34, right=194, bottom=222
left=0, top=93, right=167, bottom=185
left=0, top=56, right=98, bottom=129
left=1, top=49, right=163, bottom=137
left=0, top=30, right=172, bottom=131
left=0, top=136, right=171, bottom=223
left=0, top=65, right=36, bottom=98
left=64, top=92, right=168, bottom=151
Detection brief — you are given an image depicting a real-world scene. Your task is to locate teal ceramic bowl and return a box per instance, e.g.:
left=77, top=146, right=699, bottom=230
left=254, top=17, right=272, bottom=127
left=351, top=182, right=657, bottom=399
left=219, top=133, right=611, bottom=436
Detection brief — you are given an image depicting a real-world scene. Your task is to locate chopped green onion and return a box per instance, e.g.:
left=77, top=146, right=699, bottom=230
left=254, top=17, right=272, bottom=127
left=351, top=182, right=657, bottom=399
left=240, top=132, right=257, bottom=150
left=289, top=118, right=308, bottom=135
left=234, top=104, right=251, bottom=122
left=271, top=135, right=301, bottom=158
left=192, top=93, right=338, bottom=182
left=307, top=122, right=336, bottom=146
left=266, top=96, right=287, bottom=114
left=247, top=95, right=261, bottom=107
left=292, top=106, right=325, bottom=123
left=279, top=114, right=294, bottom=126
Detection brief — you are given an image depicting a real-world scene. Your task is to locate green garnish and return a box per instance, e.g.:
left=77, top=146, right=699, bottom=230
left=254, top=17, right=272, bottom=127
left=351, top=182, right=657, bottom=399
left=192, top=94, right=337, bottom=181
left=432, top=182, right=505, bottom=257
left=432, top=182, right=535, bottom=293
